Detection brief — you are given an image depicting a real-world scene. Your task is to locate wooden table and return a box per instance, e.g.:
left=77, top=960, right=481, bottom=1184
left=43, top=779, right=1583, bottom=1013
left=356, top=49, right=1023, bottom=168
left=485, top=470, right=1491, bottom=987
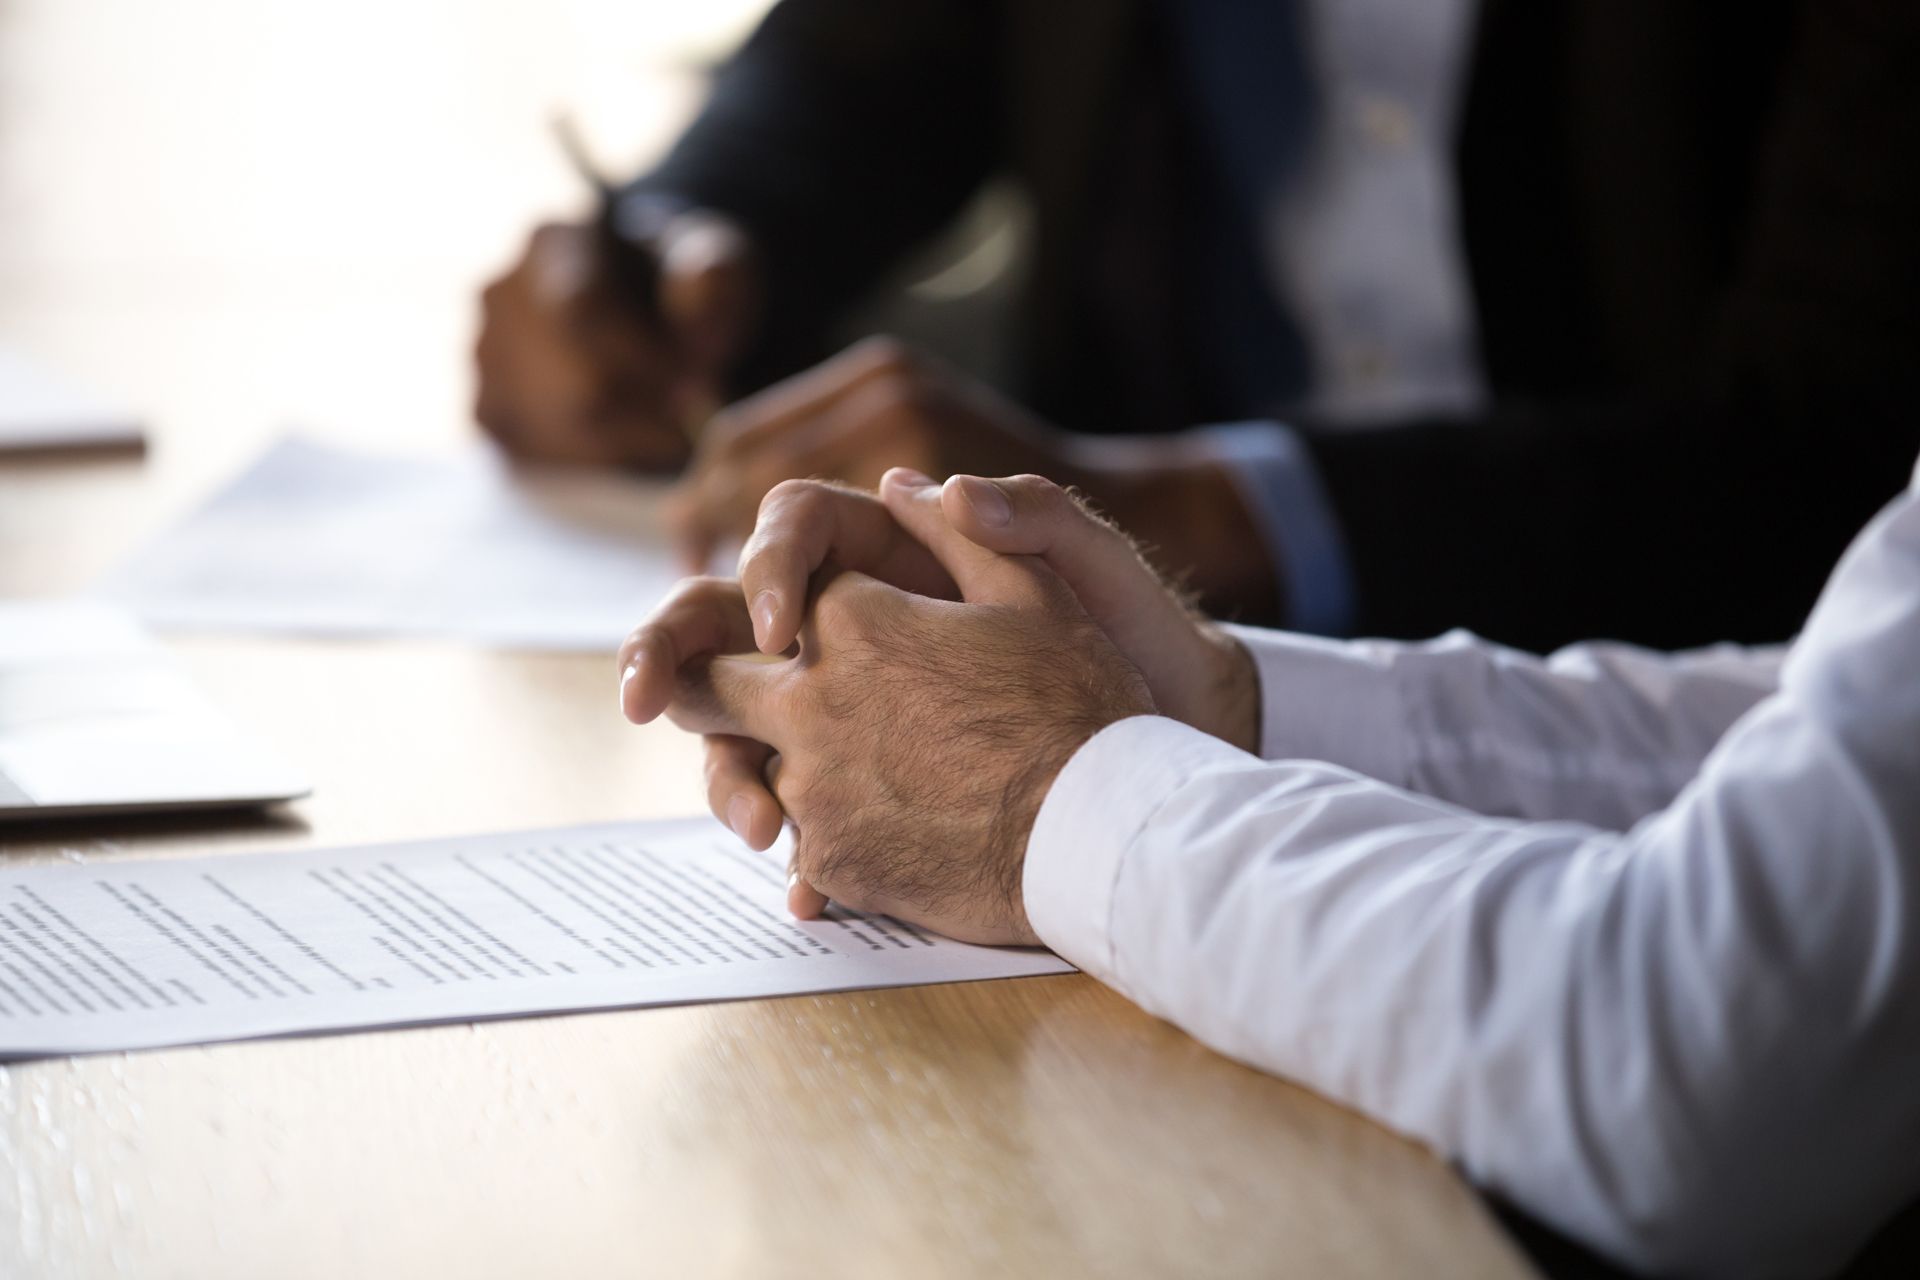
left=0, top=644, right=1541, bottom=1279
left=0, top=3, right=1538, bottom=1275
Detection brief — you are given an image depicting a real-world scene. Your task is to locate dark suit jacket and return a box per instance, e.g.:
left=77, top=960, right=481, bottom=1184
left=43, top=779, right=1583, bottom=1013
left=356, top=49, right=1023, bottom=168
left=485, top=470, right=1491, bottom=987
left=634, top=0, right=1920, bottom=651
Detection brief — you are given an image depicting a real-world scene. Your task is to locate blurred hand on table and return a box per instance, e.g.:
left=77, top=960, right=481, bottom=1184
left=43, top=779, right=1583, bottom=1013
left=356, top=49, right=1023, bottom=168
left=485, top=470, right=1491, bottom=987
left=474, top=212, right=756, bottom=470
left=664, top=337, right=1282, bottom=618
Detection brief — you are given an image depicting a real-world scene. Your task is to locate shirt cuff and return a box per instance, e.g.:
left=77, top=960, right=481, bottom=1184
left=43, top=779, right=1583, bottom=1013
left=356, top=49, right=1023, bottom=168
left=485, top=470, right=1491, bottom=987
left=1219, top=624, right=1411, bottom=788
left=1024, top=715, right=1252, bottom=977
left=1194, top=422, right=1357, bottom=636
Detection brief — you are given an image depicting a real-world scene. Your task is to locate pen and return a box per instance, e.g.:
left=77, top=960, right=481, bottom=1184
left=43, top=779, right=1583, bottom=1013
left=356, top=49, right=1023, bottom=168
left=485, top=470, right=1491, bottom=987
left=551, top=112, right=667, bottom=334
left=552, top=113, right=718, bottom=446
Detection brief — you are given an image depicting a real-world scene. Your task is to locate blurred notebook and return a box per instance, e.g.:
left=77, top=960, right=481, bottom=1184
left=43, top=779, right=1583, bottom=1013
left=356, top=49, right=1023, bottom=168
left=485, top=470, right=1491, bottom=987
left=0, top=346, right=144, bottom=454
left=0, top=600, right=308, bottom=821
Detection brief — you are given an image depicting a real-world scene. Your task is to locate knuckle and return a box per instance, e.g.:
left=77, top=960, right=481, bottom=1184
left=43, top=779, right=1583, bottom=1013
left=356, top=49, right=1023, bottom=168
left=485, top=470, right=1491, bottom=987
left=703, top=744, right=756, bottom=809
left=1036, top=476, right=1116, bottom=535
left=1010, top=473, right=1071, bottom=514
left=733, top=536, right=776, bottom=583
left=852, top=334, right=913, bottom=374
left=648, top=576, right=737, bottom=635
left=702, top=764, right=731, bottom=811
left=810, top=580, right=879, bottom=641
left=776, top=763, right=814, bottom=815
left=666, top=573, right=735, bottom=607
left=623, top=605, right=673, bottom=649
left=762, top=476, right=829, bottom=517
left=1032, top=572, right=1081, bottom=613
left=700, top=741, right=734, bottom=787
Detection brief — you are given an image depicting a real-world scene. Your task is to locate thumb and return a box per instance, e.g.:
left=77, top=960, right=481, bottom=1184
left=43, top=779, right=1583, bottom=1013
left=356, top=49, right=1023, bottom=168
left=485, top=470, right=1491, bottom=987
left=936, top=474, right=1214, bottom=689
left=876, top=469, right=1060, bottom=609
left=940, top=474, right=1183, bottom=625
left=935, top=474, right=1252, bottom=746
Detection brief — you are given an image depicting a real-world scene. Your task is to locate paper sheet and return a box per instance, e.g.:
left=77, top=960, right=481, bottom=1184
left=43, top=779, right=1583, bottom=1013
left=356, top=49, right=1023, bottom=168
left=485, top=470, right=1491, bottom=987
left=0, top=346, right=144, bottom=453
left=0, top=819, right=1071, bottom=1058
left=0, top=600, right=308, bottom=816
left=103, top=436, right=686, bottom=649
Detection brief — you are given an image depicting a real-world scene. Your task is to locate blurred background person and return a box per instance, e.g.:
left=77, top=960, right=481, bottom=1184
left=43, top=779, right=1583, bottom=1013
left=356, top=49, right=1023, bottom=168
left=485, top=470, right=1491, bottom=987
left=0, top=1, right=777, bottom=593
left=476, top=0, right=1920, bottom=649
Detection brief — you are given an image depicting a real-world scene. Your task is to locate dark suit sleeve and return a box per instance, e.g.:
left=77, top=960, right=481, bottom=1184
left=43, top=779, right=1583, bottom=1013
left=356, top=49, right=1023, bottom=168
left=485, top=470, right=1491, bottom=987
left=1301, top=0, right=1920, bottom=652
left=627, top=0, right=1003, bottom=384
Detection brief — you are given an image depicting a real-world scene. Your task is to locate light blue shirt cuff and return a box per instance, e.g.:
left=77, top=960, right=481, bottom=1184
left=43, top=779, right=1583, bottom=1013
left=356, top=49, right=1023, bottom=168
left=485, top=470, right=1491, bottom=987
left=1194, top=422, right=1357, bottom=635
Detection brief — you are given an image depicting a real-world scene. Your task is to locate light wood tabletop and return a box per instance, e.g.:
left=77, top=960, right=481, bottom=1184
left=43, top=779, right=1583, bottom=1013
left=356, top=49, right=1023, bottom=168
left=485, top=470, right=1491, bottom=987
left=0, top=641, right=1542, bottom=1280
left=0, top=3, right=1539, bottom=1276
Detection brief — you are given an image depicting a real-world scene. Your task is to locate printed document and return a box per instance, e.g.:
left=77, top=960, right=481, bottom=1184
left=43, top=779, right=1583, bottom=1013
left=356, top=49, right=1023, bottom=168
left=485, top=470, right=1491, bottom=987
left=103, top=435, right=684, bottom=649
left=0, top=819, right=1071, bottom=1058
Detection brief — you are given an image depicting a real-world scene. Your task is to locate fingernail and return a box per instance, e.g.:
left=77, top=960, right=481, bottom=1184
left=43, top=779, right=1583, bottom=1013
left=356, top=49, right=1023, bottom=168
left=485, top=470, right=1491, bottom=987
left=621, top=662, right=638, bottom=685
left=959, top=476, right=1011, bottom=526
left=728, top=795, right=753, bottom=842
left=751, top=590, right=779, bottom=649
left=888, top=467, right=934, bottom=489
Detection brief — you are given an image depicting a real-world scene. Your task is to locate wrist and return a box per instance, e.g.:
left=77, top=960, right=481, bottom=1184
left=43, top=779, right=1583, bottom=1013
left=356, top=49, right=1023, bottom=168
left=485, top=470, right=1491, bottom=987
left=997, top=719, right=1103, bottom=949
left=1064, top=441, right=1284, bottom=623
left=1001, top=663, right=1153, bottom=947
left=1196, top=629, right=1261, bottom=754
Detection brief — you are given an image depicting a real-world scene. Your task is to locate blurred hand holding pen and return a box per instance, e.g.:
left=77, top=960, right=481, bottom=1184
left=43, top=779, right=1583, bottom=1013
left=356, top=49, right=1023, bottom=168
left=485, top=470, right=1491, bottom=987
left=470, top=113, right=748, bottom=470
left=553, top=111, right=738, bottom=449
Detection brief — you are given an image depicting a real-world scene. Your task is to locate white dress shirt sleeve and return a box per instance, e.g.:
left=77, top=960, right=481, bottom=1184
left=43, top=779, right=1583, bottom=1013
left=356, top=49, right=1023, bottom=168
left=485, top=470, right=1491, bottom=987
left=1220, top=624, right=1784, bottom=829
left=1026, top=475, right=1920, bottom=1278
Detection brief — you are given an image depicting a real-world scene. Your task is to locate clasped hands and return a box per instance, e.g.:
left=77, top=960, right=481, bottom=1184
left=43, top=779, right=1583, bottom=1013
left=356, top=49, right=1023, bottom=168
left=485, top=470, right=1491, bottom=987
left=618, top=469, right=1259, bottom=946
